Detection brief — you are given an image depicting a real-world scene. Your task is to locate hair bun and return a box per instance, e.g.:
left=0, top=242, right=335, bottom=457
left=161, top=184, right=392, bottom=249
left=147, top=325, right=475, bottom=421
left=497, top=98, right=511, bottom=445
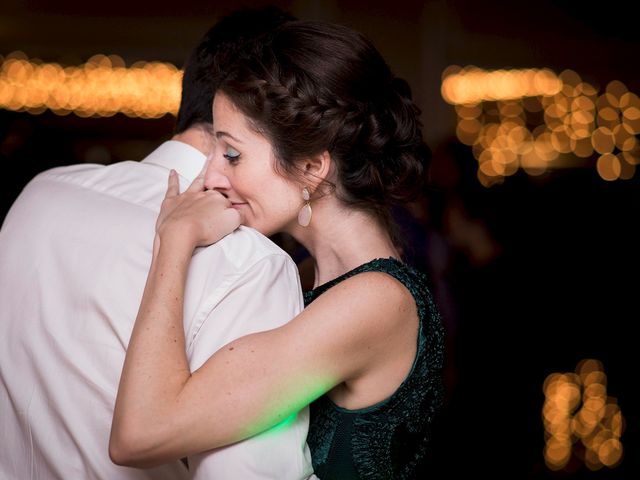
left=351, top=74, right=429, bottom=204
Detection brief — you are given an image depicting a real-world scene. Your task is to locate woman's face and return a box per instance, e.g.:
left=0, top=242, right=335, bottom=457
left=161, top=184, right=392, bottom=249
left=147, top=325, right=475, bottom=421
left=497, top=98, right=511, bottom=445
left=204, top=93, right=302, bottom=236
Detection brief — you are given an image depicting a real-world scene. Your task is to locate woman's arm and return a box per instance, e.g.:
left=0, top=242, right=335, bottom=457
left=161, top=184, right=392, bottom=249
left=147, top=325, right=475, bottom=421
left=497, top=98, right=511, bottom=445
left=110, top=171, right=416, bottom=468
left=110, top=170, right=242, bottom=466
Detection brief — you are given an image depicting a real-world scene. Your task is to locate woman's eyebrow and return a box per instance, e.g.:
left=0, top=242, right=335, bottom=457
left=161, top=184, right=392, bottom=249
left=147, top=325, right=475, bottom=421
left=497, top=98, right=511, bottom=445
left=215, top=131, right=244, bottom=143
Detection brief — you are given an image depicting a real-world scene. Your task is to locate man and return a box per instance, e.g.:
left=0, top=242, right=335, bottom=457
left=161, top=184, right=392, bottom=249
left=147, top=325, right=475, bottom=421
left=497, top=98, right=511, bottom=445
left=0, top=7, right=314, bottom=479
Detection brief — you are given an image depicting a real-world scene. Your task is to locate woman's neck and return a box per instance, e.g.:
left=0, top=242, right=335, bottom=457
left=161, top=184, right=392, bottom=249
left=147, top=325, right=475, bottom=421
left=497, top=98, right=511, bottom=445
left=290, top=205, right=400, bottom=287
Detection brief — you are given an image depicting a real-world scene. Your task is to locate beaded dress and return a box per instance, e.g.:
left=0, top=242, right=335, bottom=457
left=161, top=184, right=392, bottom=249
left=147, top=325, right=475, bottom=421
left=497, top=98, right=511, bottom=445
left=304, top=258, right=445, bottom=479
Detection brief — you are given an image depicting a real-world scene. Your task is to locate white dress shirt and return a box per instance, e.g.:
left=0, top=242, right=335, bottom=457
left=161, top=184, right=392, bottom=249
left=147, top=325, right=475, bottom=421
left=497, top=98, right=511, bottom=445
left=0, top=141, right=313, bottom=480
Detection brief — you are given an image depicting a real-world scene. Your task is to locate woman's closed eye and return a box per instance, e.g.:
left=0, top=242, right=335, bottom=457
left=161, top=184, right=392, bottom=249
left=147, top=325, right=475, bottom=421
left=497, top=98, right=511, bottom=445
left=223, top=147, right=241, bottom=164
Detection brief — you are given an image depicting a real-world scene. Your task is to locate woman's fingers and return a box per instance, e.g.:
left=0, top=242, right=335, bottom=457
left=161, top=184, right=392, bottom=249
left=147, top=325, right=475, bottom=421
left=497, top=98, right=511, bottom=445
left=186, top=173, right=205, bottom=193
left=157, top=167, right=239, bottom=247
left=186, top=157, right=210, bottom=193
left=222, top=207, right=242, bottom=233
left=165, top=170, right=180, bottom=199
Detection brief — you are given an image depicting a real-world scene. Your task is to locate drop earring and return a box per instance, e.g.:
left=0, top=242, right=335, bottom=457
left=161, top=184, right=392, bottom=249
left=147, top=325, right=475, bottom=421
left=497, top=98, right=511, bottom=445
left=297, top=187, right=312, bottom=227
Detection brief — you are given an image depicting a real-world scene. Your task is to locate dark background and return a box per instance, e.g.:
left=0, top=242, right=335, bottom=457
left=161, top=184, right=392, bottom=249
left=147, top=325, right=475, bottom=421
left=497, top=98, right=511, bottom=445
left=1, top=1, right=637, bottom=478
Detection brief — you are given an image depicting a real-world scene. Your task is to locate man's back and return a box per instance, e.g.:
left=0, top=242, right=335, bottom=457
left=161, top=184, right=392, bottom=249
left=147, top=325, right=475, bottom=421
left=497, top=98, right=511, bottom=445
left=0, top=155, right=190, bottom=479
left=0, top=142, right=312, bottom=479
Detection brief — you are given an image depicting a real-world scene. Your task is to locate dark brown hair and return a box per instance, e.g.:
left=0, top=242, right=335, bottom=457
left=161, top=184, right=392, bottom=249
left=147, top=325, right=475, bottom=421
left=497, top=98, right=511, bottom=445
left=218, top=20, right=431, bottom=234
left=174, top=6, right=296, bottom=134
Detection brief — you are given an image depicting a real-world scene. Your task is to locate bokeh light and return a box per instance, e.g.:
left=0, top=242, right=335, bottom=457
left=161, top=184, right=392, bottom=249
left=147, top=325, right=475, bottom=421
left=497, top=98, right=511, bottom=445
left=442, top=66, right=639, bottom=185
left=542, top=359, right=624, bottom=472
left=0, top=51, right=182, bottom=118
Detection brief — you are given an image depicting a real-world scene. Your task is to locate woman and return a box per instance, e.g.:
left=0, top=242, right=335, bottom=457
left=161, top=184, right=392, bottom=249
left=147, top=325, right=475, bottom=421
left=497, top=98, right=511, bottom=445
left=111, top=19, right=444, bottom=479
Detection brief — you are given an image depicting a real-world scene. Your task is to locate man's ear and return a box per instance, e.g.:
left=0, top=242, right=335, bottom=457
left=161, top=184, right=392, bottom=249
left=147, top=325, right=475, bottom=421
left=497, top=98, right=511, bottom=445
left=301, top=151, right=333, bottom=193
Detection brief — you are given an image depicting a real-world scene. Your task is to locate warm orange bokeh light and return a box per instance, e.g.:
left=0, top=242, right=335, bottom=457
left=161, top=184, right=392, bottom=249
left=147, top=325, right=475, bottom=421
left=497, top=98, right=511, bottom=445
left=0, top=51, right=182, bottom=118
left=542, top=359, right=624, bottom=472
left=442, top=66, right=639, bottom=185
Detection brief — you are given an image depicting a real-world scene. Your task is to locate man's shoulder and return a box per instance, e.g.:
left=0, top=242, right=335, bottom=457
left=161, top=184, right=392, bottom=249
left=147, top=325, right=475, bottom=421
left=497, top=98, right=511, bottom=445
left=24, top=159, right=172, bottom=212
left=31, top=163, right=104, bottom=181
left=195, top=227, right=296, bottom=273
left=29, top=161, right=145, bottom=191
left=31, top=140, right=183, bottom=188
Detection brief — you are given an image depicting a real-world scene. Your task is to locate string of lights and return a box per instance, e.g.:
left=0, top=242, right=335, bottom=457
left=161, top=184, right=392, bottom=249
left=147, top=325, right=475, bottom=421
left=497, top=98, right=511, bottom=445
left=442, top=66, right=640, bottom=185
left=2, top=52, right=639, bottom=184
left=0, top=51, right=181, bottom=119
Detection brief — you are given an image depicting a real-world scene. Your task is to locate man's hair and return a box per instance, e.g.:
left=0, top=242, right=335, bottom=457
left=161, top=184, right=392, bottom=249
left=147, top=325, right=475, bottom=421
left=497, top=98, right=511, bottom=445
left=174, top=6, right=296, bottom=134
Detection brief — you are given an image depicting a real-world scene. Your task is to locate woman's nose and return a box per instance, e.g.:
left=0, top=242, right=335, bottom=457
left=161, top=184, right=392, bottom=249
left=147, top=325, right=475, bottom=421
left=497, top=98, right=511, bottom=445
left=203, top=158, right=232, bottom=192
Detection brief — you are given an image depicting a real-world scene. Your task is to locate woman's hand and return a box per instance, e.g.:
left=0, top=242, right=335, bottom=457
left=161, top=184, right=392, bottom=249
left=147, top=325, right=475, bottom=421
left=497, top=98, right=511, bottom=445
left=156, top=169, right=242, bottom=249
left=111, top=167, right=242, bottom=467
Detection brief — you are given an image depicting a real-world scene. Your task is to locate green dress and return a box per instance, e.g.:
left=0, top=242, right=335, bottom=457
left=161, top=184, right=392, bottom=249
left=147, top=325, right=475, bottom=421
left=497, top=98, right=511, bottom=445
left=304, top=258, right=444, bottom=480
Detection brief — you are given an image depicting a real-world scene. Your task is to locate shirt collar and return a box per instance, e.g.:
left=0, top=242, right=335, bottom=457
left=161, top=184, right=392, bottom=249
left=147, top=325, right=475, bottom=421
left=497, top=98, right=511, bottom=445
left=141, top=140, right=206, bottom=182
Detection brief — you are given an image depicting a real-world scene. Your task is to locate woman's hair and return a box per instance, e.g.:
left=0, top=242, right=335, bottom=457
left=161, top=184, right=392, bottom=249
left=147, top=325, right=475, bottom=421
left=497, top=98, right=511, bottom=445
left=174, top=6, right=296, bottom=134
left=218, top=20, right=431, bottom=235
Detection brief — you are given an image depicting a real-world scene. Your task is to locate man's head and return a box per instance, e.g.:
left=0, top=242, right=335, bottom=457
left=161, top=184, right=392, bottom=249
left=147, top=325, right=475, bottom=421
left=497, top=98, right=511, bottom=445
left=174, top=6, right=296, bottom=135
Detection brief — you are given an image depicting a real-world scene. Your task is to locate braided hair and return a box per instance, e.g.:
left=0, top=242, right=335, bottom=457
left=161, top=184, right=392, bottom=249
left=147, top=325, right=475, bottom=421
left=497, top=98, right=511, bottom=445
left=218, top=20, right=431, bottom=236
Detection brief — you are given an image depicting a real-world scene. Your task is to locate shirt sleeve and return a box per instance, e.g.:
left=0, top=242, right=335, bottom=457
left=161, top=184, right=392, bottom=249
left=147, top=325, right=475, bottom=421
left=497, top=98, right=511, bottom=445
left=185, top=253, right=314, bottom=480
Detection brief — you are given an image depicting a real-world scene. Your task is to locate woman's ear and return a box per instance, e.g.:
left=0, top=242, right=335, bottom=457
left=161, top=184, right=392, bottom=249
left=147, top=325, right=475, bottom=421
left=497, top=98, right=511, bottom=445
left=301, top=151, right=333, bottom=193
